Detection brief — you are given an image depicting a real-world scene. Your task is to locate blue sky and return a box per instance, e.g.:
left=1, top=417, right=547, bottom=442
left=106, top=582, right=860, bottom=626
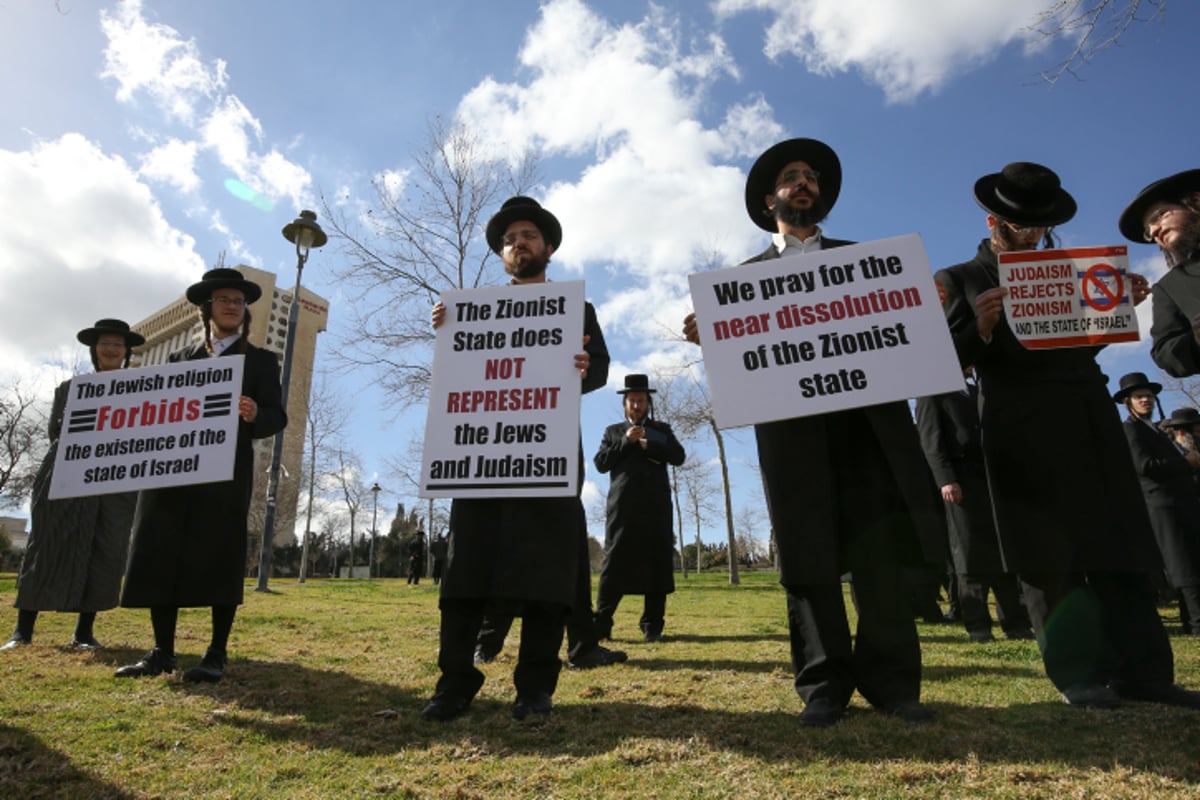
left=1, top=0, right=1195, bottom=546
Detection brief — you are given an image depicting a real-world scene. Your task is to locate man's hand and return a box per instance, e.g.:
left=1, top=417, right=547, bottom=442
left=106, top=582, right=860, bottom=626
left=575, top=334, right=591, bottom=380
left=1130, top=273, right=1151, bottom=306
left=940, top=482, right=963, bottom=504
left=432, top=301, right=446, bottom=330
left=683, top=312, right=700, bottom=345
left=974, top=286, right=1007, bottom=341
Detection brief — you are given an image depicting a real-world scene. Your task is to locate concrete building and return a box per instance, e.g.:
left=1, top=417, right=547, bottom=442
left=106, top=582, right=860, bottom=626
left=132, top=265, right=330, bottom=559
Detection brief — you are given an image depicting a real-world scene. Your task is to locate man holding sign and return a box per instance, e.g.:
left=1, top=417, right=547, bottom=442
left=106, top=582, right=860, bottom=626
left=936, top=162, right=1198, bottom=711
left=684, top=138, right=946, bottom=727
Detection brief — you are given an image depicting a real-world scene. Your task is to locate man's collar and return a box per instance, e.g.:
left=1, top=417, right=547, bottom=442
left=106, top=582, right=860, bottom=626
left=772, top=226, right=823, bottom=254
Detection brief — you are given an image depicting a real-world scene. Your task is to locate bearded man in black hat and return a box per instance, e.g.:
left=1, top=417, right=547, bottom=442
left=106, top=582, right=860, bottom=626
left=593, top=374, right=686, bottom=643
left=1114, top=373, right=1200, bottom=637
left=684, top=139, right=946, bottom=727
left=935, top=162, right=1198, bottom=710
left=1119, top=169, right=1200, bottom=377
left=116, top=268, right=286, bottom=683
left=424, top=196, right=622, bottom=723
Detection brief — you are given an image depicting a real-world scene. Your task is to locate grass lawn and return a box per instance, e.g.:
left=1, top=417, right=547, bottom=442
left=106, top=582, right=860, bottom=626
left=1, top=570, right=1198, bottom=799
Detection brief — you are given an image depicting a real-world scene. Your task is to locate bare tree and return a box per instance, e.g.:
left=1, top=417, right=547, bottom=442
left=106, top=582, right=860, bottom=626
left=321, top=116, right=540, bottom=407
left=734, top=504, right=767, bottom=566
left=1030, top=0, right=1167, bottom=84
left=0, top=382, right=47, bottom=508
left=330, top=448, right=368, bottom=577
left=676, top=458, right=722, bottom=574
left=298, top=374, right=347, bottom=583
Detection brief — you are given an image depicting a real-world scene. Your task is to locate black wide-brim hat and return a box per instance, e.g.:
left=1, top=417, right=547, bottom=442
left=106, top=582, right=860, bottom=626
left=1118, top=168, right=1200, bottom=243
left=76, top=318, right=145, bottom=348
left=616, top=373, right=656, bottom=395
left=1112, top=371, right=1163, bottom=403
left=485, top=196, right=563, bottom=255
left=745, top=138, right=841, bottom=233
left=1163, top=407, right=1200, bottom=428
left=185, top=267, right=263, bottom=306
left=974, top=162, right=1076, bottom=227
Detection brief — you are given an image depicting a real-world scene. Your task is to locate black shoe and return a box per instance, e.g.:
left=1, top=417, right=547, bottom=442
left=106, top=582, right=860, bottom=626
left=1, top=635, right=30, bottom=651
left=70, top=636, right=103, bottom=650
left=183, top=648, right=227, bottom=683
left=1060, top=683, right=1120, bottom=709
left=1112, top=682, right=1200, bottom=710
left=798, top=697, right=844, bottom=728
left=568, top=645, right=628, bottom=670
left=1004, top=629, right=1036, bottom=641
left=115, top=648, right=177, bottom=678
left=967, top=631, right=995, bottom=643
left=512, top=691, right=552, bottom=720
left=643, top=632, right=665, bottom=643
left=473, top=646, right=498, bottom=665
left=883, top=700, right=935, bottom=722
left=421, top=694, right=471, bottom=722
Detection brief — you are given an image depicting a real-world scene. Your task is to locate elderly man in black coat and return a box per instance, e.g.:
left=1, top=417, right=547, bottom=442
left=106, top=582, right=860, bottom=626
left=1114, top=373, right=1200, bottom=636
left=935, top=161, right=1198, bottom=711
left=684, top=138, right=946, bottom=727
left=593, top=374, right=686, bottom=643
left=1119, top=169, right=1200, bottom=377
left=423, top=197, right=610, bottom=722
left=116, top=268, right=287, bottom=683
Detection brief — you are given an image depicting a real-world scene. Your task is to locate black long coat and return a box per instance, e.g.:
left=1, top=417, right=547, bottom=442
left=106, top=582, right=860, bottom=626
left=441, top=302, right=608, bottom=609
left=120, top=344, right=286, bottom=608
left=15, top=379, right=136, bottom=612
left=1149, top=258, right=1200, bottom=377
left=594, top=417, right=685, bottom=595
left=1122, top=415, right=1200, bottom=587
left=915, top=386, right=1006, bottom=575
left=744, top=240, right=947, bottom=586
left=934, top=240, right=1160, bottom=574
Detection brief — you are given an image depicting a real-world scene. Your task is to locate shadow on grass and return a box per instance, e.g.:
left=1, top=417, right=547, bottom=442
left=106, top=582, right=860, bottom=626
left=0, top=724, right=136, bottom=800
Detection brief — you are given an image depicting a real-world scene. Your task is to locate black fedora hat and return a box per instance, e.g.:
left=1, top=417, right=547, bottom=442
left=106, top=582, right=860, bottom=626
left=76, top=318, right=145, bottom=348
left=745, top=138, right=841, bottom=233
left=485, top=196, right=563, bottom=255
left=1118, top=169, right=1200, bottom=244
left=974, top=162, right=1076, bottom=227
left=616, top=374, right=656, bottom=395
left=1112, top=371, right=1163, bottom=403
left=185, top=267, right=262, bottom=306
left=1162, top=407, right=1200, bottom=429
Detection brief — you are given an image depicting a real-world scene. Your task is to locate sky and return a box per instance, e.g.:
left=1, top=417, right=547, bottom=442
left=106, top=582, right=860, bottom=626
left=1, top=0, right=1196, bottom=547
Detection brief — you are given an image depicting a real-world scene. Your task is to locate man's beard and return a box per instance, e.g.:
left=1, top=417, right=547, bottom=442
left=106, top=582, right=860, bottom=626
left=1164, top=212, right=1200, bottom=267
left=504, top=249, right=550, bottom=280
left=774, top=192, right=828, bottom=230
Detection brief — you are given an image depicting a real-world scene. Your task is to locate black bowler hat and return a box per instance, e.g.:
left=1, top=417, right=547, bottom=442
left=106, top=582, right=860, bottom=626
left=744, top=138, right=842, bottom=233
left=974, top=162, right=1076, bottom=227
left=185, top=267, right=263, bottom=306
left=76, top=318, right=145, bottom=348
left=1112, top=371, right=1163, bottom=403
left=1118, top=169, right=1200, bottom=243
left=1162, top=407, right=1200, bottom=429
left=485, top=196, right=563, bottom=255
left=616, top=374, right=656, bottom=395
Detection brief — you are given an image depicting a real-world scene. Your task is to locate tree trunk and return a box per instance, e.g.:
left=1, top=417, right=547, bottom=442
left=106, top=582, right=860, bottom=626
left=671, top=465, right=687, bottom=579
left=709, top=418, right=739, bottom=585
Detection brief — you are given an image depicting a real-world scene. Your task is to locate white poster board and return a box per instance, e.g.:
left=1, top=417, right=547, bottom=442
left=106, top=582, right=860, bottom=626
left=420, top=281, right=585, bottom=498
left=687, top=234, right=964, bottom=429
left=998, top=245, right=1139, bottom=348
left=49, top=357, right=244, bottom=499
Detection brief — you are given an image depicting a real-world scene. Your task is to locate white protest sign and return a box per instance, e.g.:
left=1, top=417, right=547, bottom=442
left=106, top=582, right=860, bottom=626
left=688, top=234, right=964, bottom=429
left=48, top=357, right=244, bottom=499
left=420, top=281, right=585, bottom=498
left=998, top=245, right=1139, bottom=349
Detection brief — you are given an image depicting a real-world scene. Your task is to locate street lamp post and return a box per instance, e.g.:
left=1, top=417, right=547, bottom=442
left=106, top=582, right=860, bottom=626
left=256, top=210, right=327, bottom=592
left=370, top=482, right=381, bottom=578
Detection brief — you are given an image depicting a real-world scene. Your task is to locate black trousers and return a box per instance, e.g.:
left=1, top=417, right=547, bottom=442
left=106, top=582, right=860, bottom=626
left=958, top=572, right=1030, bottom=636
left=1019, top=570, right=1174, bottom=692
left=1178, top=585, right=1200, bottom=635
left=594, top=588, right=666, bottom=638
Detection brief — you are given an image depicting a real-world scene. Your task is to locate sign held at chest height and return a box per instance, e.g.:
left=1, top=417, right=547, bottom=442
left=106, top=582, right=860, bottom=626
left=688, top=234, right=964, bottom=428
left=421, top=281, right=585, bottom=498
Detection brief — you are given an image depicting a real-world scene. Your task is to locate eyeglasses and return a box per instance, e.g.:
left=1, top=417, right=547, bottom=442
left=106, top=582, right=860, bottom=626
left=1000, top=220, right=1045, bottom=235
left=1144, top=205, right=1182, bottom=240
left=776, top=168, right=820, bottom=188
left=502, top=229, right=543, bottom=247
left=209, top=297, right=246, bottom=308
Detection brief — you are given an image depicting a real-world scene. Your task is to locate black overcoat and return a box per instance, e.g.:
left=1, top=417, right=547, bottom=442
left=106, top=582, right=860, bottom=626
left=1149, top=258, right=1200, bottom=377
left=934, top=240, right=1160, bottom=573
left=441, top=302, right=608, bottom=608
left=743, top=239, right=947, bottom=586
left=914, top=386, right=1006, bottom=575
left=120, top=344, right=286, bottom=608
left=594, top=417, right=685, bottom=595
left=1122, top=415, right=1200, bottom=587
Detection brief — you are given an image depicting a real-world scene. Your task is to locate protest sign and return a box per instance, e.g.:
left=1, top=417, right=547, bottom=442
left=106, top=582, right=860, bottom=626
left=420, top=281, right=585, bottom=498
left=48, top=357, right=244, bottom=499
left=688, top=234, right=963, bottom=429
left=998, top=245, right=1139, bottom=348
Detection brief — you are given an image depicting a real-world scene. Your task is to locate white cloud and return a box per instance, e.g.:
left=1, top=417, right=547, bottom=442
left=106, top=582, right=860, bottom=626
left=712, top=0, right=1061, bottom=102
left=138, top=138, right=200, bottom=193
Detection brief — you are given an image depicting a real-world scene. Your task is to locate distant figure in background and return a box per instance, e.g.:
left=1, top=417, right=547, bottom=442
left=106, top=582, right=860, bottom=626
left=3, top=319, right=144, bottom=651
left=408, top=530, right=426, bottom=585
left=1162, top=408, right=1200, bottom=492
left=593, top=374, right=686, bottom=643
left=430, top=533, right=448, bottom=585
left=1114, top=374, right=1200, bottom=637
